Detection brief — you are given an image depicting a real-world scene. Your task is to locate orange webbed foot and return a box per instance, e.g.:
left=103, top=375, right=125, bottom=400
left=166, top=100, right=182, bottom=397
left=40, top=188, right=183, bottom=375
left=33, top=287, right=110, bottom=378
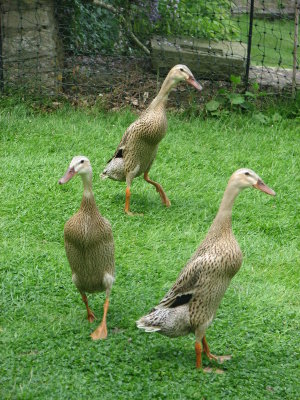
left=203, top=367, right=225, bottom=374
left=90, top=322, right=108, bottom=340
left=124, top=210, right=144, bottom=216
left=215, top=355, right=232, bottom=363
left=202, top=336, right=232, bottom=364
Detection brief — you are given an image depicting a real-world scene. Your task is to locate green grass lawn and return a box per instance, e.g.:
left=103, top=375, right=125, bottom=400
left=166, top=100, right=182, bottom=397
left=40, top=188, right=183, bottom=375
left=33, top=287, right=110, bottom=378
left=0, top=101, right=299, bottom=399
left=234, top=15, right=298, bottom=68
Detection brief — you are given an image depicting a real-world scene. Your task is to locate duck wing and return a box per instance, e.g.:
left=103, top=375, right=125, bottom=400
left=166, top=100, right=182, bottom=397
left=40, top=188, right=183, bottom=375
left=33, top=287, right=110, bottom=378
left=157, top=257, right=204, bottom=309
left=107, top=119, right=142, bottom=163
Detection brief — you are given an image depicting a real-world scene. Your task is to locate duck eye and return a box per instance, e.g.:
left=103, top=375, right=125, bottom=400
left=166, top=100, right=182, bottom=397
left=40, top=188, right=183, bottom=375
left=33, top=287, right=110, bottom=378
left=180, top=68, right=184, bottom=72
left=80, top=160, right=85, bottom=164
left=244, top=172, right=250, bottom=176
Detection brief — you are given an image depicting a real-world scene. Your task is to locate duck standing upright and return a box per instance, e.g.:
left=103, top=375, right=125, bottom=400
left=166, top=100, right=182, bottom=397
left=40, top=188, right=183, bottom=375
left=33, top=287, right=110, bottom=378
left=59, top=156, right=115, bottom=340
left=101, top=64, right=202, bottom=215
left=137, top=169, right=275, bottom=369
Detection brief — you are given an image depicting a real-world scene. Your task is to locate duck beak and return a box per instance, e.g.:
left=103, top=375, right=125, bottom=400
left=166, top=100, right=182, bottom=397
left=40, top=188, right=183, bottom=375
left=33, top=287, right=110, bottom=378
left=253, top=179, right=276, bottom=196
left=186, top=76, right=203, bottom=91
left=58, top=167, right=76, bottom=184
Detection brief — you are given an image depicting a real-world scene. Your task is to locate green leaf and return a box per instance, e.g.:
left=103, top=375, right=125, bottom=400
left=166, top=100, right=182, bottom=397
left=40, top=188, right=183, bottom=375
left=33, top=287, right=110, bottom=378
left=211, top=110, right=222, bottom=117
left=216, top=96, right=227, bottom=105
left=240, top=101, right=255, bottom=111
left=206, top=100, right=220, bottom=112
left=230, top=75, right=241, bottom=85
left=245, top=91, right=256, bottom=98
left=230, top=95, right=245, bottom=105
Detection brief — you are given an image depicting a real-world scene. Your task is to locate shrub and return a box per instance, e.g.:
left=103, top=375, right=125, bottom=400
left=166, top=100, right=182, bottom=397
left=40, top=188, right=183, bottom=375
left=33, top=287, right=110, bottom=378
left=132, top=0, right=239, bottom=41
left=55, top=0, right=120, bottom=55
left=55, top=0, right=239, bottom=56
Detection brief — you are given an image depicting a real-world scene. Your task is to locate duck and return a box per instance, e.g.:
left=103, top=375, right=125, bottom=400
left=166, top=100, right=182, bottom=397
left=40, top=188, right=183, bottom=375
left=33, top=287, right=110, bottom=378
left=101, top=64, right=202, bottom=215
left=137, top=168, right=275, bottom=370
left=59, top=156, right=115, bottom=340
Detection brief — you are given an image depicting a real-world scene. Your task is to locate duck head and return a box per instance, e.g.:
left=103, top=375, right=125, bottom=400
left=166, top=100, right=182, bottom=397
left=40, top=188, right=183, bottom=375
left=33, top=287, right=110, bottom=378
left=59, top=156, right=92, bottom=184
left=168, top=64, right=203, bottom=91
left=230, top=168, right=276, bottom=196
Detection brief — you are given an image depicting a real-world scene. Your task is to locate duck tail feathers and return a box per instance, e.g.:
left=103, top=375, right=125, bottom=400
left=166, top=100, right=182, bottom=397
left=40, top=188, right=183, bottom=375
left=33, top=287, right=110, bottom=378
left=136, top=313, right=162, bottom=333
left=100, top=171, right=109, bottom=180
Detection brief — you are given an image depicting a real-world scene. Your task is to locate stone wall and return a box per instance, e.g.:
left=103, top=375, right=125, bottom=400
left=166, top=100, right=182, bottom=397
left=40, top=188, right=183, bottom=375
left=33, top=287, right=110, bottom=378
left=0, top=0, right=63, bottom=94
left=232, top=0, right=295, bottom=17
left=151, top=36, right=246, bottom=81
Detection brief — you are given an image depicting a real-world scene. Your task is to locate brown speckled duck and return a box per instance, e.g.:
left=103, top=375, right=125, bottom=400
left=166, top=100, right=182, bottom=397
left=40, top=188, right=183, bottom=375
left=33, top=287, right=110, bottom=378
left=59, top=156, right=115, bottom=340
left=101, top=64, right=202, bottom=215
left=137, top=169, right=275, bottom=370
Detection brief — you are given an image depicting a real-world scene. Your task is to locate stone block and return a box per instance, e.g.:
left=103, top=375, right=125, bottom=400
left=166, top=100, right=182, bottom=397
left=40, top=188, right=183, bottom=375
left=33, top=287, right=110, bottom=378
left=151, top=36, right=246, bottom=81
left=3, top=29, right=58, bottom=60
left=4, top=55, right=63, bottom=94
left=2, top=9, right=54, bottom=30
left=0, top=0, right=64, bottom=94
left=1, top=0, right=52, bottom=13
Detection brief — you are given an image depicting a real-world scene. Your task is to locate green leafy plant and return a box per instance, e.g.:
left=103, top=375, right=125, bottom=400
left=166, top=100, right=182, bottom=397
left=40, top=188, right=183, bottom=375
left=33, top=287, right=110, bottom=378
left=55, top=0, right=120, bottom=55
left=154, top=0, right=239, bottom=40
left=56, top=1, right=239, bottom=56
left=131, top=0, right=238, bottom=40
left=205, top=80, right=286, bottom=124
left=205, top=76, right=262, bottom=115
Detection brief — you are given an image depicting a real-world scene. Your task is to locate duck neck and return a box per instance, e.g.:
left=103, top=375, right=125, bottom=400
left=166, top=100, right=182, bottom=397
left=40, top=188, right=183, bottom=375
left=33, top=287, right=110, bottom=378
left=80, top=172, right=96, bottom=209
left=149, top=75, right=175, bottom=110
left=209, top=182, right=241, bottom=234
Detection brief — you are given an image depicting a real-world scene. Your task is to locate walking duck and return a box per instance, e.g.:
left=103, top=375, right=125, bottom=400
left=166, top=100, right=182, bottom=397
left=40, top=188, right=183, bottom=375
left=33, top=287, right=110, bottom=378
left=59, top=156, right=115, bottom=340
left=101, top=64, right=202, bottom=215
left=137, top=168, right=275, bottom=369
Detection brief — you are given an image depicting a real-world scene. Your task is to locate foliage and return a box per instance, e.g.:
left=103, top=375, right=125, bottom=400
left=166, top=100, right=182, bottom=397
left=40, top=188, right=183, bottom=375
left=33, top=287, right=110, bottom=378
left=1, top=100, right=299, bottom=399
left=205, top=75, right=262, bottom=116
left=157, top=0, right=238, bottom=39
left=54, top=0, right=295, bottom=69
left=55, top=0, right=120, bottom=55
left=205, top=77, right=300, bottom=122
left=56, top=0, right=239, bottom=56
left=131, top=0, right=239, bottom=41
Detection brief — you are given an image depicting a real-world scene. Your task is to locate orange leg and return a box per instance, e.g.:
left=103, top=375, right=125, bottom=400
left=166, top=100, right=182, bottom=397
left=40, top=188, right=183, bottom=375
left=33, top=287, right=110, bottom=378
left=144, top=172, right=171, bottom=207
left=202, top=336, right=232, bottom=363
left=81, top=293, right=95, bottom=323
left=90, top=297, right=109, bottom=340
left=124, top=185, right=143, bottom=216
left=202, top=336, right=218, bottom=361
left=124, top=186, right=131, bottom=214
left=195, top=341, right=202, bottom=369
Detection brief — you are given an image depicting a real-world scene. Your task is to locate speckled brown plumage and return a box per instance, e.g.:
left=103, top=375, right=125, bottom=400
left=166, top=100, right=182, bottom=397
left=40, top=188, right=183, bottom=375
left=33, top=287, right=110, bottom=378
left=102, top=103, right=167, bottom=182
left=101, top=65, right=202, bottom=214
left=157, top=215, right=242, bottom=333
left=137, top=168, right=275, bottom=368
left=59, top=156, right=115, bottom=340
left=64, top=195, right=115, bottom=295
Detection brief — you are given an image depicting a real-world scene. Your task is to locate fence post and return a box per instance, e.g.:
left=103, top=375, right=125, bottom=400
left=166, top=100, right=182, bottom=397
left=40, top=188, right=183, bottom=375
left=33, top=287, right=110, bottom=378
left=245, top=0, right=255, bottom=91
left=292, top=0, right=299, bottom=98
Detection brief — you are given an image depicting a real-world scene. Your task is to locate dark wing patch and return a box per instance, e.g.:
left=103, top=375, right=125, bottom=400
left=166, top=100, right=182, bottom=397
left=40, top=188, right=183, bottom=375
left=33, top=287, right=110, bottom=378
left=106, top=148, right=123, bottom=163
left=115, top=148, right=123, bottom=158
left=169, top=293, right=193, bottom=308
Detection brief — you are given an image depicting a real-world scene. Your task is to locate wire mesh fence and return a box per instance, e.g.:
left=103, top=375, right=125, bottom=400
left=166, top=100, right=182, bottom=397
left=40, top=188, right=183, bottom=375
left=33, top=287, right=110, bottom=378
left=0, top=0, right=299, bottom=108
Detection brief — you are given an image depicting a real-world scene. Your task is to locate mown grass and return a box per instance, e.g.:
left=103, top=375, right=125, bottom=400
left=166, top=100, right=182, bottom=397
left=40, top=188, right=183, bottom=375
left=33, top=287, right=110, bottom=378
left=235, top=15, right=297, bottom=68
left=0, top=100, right=299, bottom=399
